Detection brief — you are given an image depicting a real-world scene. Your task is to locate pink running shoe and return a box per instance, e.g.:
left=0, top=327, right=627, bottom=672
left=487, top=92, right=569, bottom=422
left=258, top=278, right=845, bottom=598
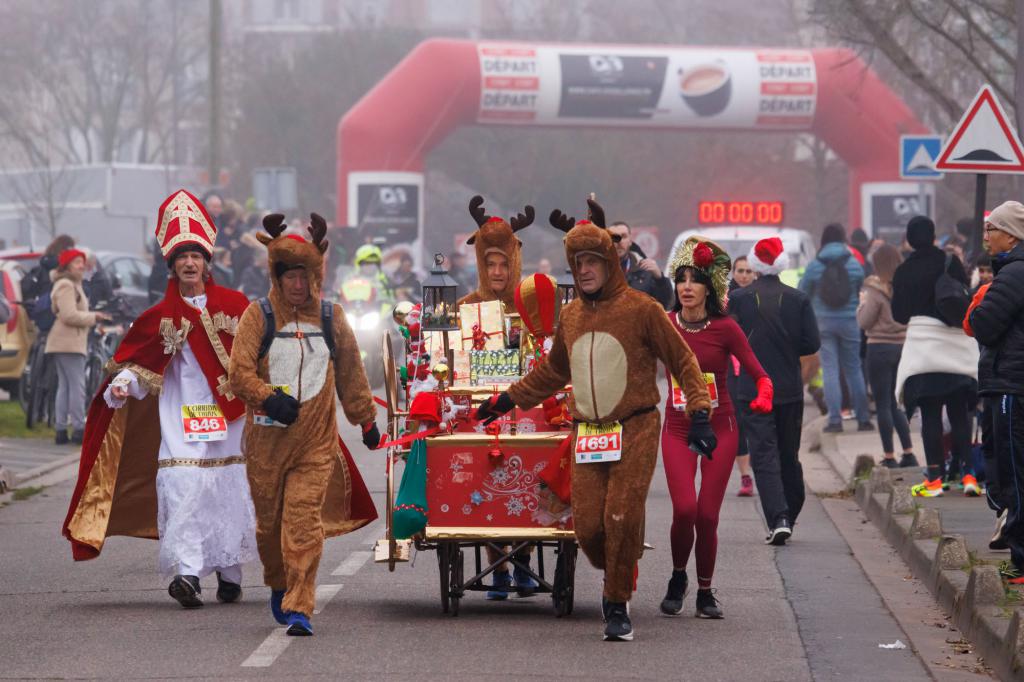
left=738, top=475, right=754, bottom=497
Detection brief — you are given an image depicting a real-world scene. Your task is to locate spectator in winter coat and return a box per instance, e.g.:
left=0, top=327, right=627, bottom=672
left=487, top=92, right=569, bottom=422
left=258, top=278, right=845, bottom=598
left=608, top=221, right=672, bottom=309
left=856, top=244, right=917, bottom=469
left=892, top=216, right=977, bottom=497
left=22, top=234, right=75, bottom=304
left=732, top=237, right=820, bottom=537
left=966, top=201, right=1024, bottom=574
left=798, top=223, right=872, bottom=432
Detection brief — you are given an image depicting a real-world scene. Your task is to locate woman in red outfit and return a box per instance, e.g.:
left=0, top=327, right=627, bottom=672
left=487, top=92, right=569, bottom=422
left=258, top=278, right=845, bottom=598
left=660, top=237, right=774, bottom=619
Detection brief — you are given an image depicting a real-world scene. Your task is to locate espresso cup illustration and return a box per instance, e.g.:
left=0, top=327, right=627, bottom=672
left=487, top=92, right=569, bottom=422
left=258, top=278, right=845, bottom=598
left=679, top=61, right=732, bottom=117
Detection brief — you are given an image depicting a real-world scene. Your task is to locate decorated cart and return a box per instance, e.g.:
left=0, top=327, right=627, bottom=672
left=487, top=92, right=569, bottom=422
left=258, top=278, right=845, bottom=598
left=375, top=259, right=580, bottom=617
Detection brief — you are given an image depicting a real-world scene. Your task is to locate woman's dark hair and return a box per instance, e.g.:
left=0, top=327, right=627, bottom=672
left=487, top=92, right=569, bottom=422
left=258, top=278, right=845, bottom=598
left=44, top=234, right=75, bottom=258
left=820, top=223, right=847, bottom=248
left=672, top=266, right=724, bottom=317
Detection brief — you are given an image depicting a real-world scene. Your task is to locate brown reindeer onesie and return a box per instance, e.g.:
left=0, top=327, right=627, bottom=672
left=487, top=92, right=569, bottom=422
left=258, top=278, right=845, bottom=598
left=500, top=201, right=712, bottom=604
left=229, top=215, right=377, bottom=621
left=457, top=195, right=533, bottom=307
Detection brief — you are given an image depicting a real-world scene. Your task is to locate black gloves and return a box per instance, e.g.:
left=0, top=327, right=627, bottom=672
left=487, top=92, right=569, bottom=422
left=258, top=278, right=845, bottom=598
left=475, top=392, right=515, bottom=425
left=262, top=388, right=299, bottom=425
left=362, top=422, right=382, bottom=450
left=688, top=410, right=717, bottom=460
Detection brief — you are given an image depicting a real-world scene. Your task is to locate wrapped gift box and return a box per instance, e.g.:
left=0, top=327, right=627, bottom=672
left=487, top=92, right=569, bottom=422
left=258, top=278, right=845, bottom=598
left=451, top=349, right=472, bottom=384
left=459, top=301, right=505, bottom=351
left=424, top=434, right=573, bottom=529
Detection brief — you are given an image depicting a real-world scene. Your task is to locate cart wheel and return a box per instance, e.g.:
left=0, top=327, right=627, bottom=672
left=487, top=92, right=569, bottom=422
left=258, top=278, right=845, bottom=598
left=553, top=541, right=578, bottom=617
left=450, top=546, right=464, bottom=617
left=437, top=542, right=450, bottom=614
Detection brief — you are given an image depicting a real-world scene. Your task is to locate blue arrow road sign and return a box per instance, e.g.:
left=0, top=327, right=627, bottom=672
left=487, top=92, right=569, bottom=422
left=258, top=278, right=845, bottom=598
left=900, top=135, right=944, bottom=179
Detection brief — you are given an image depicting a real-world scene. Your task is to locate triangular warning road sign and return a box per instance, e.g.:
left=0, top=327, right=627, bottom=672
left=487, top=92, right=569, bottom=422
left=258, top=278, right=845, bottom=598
left=936, top=85, right=1024, bottom=174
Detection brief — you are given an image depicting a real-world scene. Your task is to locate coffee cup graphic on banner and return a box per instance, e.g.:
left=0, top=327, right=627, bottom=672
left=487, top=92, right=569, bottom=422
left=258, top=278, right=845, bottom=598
left=678, top=61, right=732, bottom=117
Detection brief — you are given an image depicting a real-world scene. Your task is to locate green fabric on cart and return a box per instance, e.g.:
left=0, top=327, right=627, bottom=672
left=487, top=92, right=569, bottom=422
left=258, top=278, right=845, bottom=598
left=393, top=438, right=429, bottom=539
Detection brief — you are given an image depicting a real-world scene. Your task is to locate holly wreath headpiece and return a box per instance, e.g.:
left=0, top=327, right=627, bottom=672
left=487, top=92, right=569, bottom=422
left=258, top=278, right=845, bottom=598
left=667, top=236, right=732, bottom=310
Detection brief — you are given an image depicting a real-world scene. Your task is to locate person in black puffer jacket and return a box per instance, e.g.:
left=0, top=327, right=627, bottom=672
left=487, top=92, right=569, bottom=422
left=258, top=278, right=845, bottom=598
left=967, top=201, right=1024, bottom=577
left=891, top=216, right=978, bottom=496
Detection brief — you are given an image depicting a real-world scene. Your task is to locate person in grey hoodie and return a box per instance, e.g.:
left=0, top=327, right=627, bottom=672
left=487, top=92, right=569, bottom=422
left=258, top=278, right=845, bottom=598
left=799, top=223, right=873, bottom=432
left=856, top=244, right=918, bottom=469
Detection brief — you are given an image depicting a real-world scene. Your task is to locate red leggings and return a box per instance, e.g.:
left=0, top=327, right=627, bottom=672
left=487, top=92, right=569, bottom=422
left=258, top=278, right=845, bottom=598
left=661, top=412, right=739, bottom=589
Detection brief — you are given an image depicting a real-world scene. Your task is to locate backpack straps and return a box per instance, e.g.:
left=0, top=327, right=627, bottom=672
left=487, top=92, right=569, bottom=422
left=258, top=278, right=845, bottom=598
left=321, top=300, right=336, bottom=358
left=257, top=297, right=275, bottom=361
left=256, top=297, right=336, bottom=360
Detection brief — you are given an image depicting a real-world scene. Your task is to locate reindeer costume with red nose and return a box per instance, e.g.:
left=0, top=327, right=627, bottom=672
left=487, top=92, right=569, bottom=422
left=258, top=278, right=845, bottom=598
left=229, top=214, right=378, bottom=634
left=457, top=195, right=533, bottom=307
left=477, top=199, right=714, bottom=639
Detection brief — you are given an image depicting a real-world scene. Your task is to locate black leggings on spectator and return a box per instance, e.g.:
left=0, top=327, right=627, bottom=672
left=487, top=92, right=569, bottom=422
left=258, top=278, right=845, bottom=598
left=866, top=344, right=913, bottom=455
left=918, top=390, right=972, bottom=483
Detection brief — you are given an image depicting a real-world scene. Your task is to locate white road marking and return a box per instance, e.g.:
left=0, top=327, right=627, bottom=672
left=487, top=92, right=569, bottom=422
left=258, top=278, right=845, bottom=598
left=241, top=630, right=292, bottom=668
left=241, top=583, right=345, bottom=667
left=331, top=550, right=372, bottom=576
left=313, top=583, right=343, bottom=614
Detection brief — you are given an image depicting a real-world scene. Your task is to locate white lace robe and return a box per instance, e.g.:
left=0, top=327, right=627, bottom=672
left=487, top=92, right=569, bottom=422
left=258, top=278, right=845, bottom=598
left=105, top=294, right=257, bottom=578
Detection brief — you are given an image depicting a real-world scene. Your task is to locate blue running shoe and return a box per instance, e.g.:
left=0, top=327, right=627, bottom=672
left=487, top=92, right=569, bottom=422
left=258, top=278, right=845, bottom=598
left=513, top=562, right=538, bottom=598
left=486, top=569, right=512, bottom=600
left=285, top=611, right=313, bottom=636
left=270, top=590, right=287, bottom=625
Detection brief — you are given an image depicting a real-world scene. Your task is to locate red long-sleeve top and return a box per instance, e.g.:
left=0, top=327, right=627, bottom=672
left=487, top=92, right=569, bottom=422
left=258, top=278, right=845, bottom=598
left=664, top=313, right=767, bottom=419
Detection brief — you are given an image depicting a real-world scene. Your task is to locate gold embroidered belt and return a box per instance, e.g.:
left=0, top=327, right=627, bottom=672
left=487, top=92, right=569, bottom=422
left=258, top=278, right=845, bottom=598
left=157, top=455, right=245, bottom=469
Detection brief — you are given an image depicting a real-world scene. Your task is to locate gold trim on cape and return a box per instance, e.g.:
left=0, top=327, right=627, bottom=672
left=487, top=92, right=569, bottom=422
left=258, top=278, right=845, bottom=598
left=159, top=317, right=192, bottom=356
left=103, top=360, right=163, bottom=395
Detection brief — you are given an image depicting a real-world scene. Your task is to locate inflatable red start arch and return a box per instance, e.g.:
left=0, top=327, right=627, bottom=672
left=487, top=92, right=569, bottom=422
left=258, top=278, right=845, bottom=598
left=337, top=39, right=929, bottom=246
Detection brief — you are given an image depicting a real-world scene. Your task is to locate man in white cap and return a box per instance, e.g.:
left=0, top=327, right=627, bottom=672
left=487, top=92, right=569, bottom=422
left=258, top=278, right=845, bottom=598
left=729, top=237, right=820, bottom=544
left=967, top=200, right=1024, bottom=579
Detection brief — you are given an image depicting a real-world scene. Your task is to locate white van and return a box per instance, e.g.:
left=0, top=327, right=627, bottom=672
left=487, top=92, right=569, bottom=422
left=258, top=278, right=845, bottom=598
left=663, top=226, right=816, bottom=277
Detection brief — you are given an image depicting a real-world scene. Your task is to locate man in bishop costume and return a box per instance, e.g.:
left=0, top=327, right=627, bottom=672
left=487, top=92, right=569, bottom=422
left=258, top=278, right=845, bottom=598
left=62, top=189, right=257, bottom=608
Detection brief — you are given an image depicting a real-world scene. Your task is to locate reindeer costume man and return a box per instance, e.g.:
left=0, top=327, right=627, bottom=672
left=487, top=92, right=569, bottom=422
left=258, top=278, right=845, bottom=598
left=457, top=195, right=534, bottom=307
left=477, top=199, right=716, bottom=641
left=229, top=214, right=380, bottom=637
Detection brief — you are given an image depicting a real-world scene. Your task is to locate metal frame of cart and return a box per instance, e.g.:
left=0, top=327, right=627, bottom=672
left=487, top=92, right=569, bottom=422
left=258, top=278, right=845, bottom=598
left=377, top=332, right=579, bottom=617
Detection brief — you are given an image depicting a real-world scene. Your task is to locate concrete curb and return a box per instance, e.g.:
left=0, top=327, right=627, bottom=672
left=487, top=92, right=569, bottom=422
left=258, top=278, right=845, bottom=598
left=13, top=451, right=81, bottom=486
left=824, top=432, right=1024, bottom=681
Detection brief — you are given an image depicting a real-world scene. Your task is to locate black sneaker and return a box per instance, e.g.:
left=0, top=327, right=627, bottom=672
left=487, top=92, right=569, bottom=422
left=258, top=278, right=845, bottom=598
left=857, top=421, right=875, bottom=432
left=880, top=457, right=899, bottom=469
left=695, top=589, right=723, bottom=619
left=899, top=453, right=920, bottom=468
left=216, top=572, right=242, bottom=603
left=71, top=429, right=85, bottom=445
left=603, top=602, right=633, bottom=641
left=660, top=570, right=688, bottom=616
left=765, top=519, right=792, bottom=546
left=822, top=423, right=843, bottom=434
left=601, top=596, right=610, bottom=623
left=55, top=430, right=69, bottom=445
left=168, top=575, right=203, bottom=608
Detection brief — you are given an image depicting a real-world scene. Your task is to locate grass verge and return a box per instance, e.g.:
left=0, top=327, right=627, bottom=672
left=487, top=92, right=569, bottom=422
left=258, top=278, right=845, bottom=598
left=0, top=400, right=54, bottom=439
left=12, top=485, right=43, bottom=501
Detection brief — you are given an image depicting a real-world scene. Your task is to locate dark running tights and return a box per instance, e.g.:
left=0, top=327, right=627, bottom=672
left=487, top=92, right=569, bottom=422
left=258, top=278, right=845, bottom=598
left=918, top=391, right=972, bottom=483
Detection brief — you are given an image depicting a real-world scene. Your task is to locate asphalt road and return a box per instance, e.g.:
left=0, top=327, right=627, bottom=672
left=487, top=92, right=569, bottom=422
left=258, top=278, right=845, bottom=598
left=0, top=407, right=989, bottom=680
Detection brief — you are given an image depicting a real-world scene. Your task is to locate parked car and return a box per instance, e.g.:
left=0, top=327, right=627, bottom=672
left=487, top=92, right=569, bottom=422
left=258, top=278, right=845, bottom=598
left=0, top=258, right=37, bottom=397
left=664, top=226, right=816, bottom=281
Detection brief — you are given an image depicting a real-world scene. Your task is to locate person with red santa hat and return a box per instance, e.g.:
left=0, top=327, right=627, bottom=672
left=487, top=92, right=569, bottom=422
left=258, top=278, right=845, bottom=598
left=63, top=189, right=257, bottom=609
left=729, top=237, right=821, bottom=545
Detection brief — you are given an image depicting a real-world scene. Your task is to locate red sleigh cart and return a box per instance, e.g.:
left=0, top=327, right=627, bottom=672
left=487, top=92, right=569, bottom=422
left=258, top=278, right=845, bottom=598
left=377, top=333, right=578, bottom=617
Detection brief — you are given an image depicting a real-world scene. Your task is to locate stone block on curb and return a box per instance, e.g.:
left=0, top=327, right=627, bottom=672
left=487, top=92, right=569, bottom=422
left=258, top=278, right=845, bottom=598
left=964, top=565, right=1004, bottom=610
left=1004, top=609, right=1024, bottom=673
left=910, top=507, right=942, bottom=540
left=868, top=466, right=893, bottom=494
left=934, top=534, right=970, bottom=571
left=887, top=485, right=914, bottom=515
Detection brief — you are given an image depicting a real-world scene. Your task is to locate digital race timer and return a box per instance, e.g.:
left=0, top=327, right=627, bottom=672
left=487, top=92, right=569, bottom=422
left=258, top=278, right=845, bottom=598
left=697, top=201, right=785, bottom=225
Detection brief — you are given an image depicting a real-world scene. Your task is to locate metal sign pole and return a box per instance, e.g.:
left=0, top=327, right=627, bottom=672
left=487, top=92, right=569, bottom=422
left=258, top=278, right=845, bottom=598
left=972, top=173, right=988, bottom=265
